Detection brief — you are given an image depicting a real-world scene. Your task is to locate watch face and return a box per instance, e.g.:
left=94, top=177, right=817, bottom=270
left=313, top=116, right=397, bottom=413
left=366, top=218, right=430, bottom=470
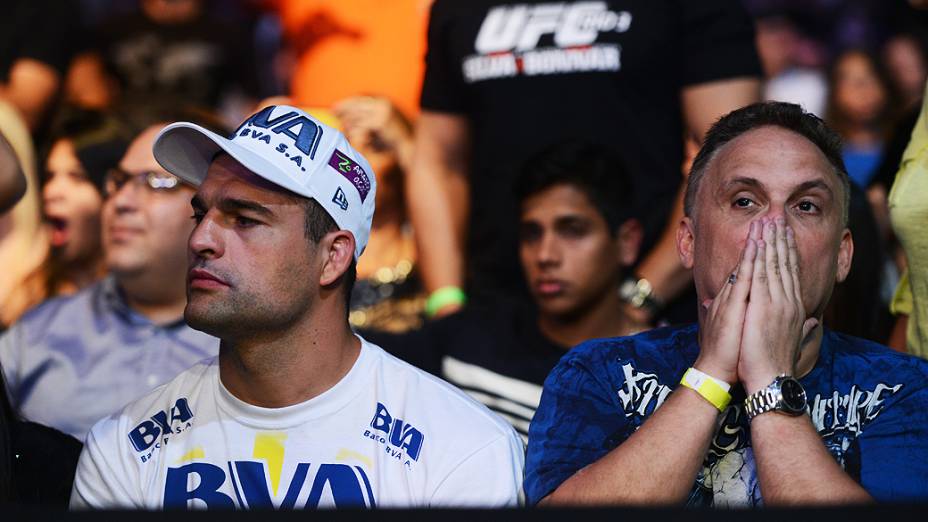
left=780, top=378, right=807, bottom=413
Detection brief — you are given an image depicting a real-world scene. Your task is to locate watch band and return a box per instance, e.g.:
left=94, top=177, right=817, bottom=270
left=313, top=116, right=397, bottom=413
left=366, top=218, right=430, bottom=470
left=743, top=374, right=806, bottom=420
left=744, top=387, right=776, bottom=420
left=680, top=367, right=731, bottom=411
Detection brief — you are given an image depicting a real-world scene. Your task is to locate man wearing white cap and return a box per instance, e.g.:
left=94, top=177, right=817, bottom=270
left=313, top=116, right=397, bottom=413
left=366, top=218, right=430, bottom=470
left=70, top=105, right=524, bottom=510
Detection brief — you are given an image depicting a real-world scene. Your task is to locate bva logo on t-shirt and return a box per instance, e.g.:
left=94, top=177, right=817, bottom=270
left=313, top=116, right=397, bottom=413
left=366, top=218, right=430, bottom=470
left=163, top=432, right=377, bottom=509
left=128, top=398, right=195, bottom=454
left=366, top=402, right=424, bottom=462
left=163, top=461, right=376, bottom=509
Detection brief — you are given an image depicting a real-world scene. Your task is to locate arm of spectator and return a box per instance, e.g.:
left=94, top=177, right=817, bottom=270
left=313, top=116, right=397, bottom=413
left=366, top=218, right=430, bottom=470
left=64, top=52, right=114, bottom=109
left=681, top=78, right=761, bottom=142
left=749, top=413, right=871, bottom=505
left=538, top=383, right=722, bottom=506
left=406, top=111, right=470, bottom=315
left=738, top=218, right=870, bottom=505
left=0, top=130, right=26, bottom=213
left=0, top=58, right=61, bottom=131
left=526, top=338, right=741, bottom=506
left=333, top=96, right=415, bottom=173
left=628, top=78, right=760, bottom=324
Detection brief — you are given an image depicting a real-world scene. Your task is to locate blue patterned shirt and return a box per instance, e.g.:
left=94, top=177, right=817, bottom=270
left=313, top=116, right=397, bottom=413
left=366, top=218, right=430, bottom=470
left=525, top=324, right=928, bottom=505
left=0, top=276, right=218, bottom=440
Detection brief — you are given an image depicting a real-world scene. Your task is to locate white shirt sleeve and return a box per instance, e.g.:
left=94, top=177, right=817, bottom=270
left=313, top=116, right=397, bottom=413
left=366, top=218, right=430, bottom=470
left=428, top=428, right=525, bottom=507
left=70, top=416, right=141, bottom=509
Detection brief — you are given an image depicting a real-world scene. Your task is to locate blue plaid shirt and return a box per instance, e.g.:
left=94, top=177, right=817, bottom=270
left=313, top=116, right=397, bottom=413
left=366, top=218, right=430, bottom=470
left=0, top=276, right=218, bottom=440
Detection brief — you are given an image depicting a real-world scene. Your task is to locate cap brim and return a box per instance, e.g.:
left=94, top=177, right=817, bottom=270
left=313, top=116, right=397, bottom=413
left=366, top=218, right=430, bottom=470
left=152, top=123, right=314, bottom=199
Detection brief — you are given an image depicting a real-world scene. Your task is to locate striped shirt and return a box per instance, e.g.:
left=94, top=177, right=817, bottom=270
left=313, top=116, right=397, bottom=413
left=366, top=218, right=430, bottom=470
left=364, top=304, right=566, bottom=442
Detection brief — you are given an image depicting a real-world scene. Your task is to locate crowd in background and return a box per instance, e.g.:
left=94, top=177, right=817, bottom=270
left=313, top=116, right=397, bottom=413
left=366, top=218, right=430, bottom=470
left=0, top=0, right=927, bottom=506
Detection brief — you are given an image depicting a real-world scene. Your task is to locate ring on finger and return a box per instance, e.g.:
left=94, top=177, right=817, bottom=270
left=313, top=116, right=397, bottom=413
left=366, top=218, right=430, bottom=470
left=728, top=273, right=737, bottom=285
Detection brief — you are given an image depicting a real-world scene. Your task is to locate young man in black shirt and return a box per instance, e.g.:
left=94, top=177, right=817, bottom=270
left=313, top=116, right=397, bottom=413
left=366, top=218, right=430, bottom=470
left=369, top=141, right=643, bottom=440
left=409, top=0, right=762, bottom=327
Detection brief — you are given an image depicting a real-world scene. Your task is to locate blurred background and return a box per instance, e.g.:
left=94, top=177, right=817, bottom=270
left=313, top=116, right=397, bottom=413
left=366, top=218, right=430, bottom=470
left=2, top=0, right=927, bottom=343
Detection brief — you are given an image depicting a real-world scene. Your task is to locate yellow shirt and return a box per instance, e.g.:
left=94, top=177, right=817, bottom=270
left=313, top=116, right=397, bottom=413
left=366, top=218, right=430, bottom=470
left=889, top=81, right=928, bottom=357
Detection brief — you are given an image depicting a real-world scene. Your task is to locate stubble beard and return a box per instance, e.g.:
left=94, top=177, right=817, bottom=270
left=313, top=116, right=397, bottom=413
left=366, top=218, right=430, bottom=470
left=185, top=285, right=313, bottom=342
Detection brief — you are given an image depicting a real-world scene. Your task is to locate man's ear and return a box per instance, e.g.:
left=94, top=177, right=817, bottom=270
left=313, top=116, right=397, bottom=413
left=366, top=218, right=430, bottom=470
left=616, top=218, right=643, bottom=267
left=835, top=227, right=854, bottom=283
left=677, top=216, right=696, bottom=269
left=319, top=230, right=356, bottom=287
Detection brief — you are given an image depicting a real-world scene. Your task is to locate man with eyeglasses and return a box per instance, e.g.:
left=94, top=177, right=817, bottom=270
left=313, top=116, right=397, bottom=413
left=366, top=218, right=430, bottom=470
left=0, top=122, right=220, bottom=440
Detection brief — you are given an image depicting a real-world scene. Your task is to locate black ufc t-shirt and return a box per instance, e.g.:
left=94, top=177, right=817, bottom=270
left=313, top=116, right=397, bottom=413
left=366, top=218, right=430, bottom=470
left=421, top=0, right=761, bottom=300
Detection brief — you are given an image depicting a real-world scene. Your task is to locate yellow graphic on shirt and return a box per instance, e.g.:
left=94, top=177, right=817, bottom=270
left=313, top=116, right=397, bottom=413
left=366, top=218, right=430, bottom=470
left=335, top=448, right=373, bottom=468
left=253, top=433, right=288, bottom=496
left=175, top=446, right=205, bottom=464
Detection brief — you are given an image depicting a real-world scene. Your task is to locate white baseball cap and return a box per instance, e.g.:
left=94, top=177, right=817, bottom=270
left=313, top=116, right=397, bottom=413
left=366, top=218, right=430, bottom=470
left=152, top=105, right=376, bottom=259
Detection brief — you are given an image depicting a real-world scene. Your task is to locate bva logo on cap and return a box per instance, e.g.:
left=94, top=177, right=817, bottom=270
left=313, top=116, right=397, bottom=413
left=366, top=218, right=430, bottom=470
left=232, top=106, right=324, bottom=172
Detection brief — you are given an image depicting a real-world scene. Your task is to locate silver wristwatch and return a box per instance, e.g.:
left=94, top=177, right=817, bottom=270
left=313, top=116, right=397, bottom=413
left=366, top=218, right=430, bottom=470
left=619, top=276, right=663, bottom=314
left=744, top=374, right=807, bottom=420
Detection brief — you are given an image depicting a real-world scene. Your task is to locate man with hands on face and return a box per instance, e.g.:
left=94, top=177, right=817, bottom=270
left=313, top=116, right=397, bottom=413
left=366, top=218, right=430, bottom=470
left=524, top=102, right=928, bottom=507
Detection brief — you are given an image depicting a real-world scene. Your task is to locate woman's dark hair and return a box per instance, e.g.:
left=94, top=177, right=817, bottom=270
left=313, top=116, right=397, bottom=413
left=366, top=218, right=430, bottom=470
left=515, top=140, right=637, bottom=234
left=119, top=101, right=232, bottom=139
left=824, top=48, right=899, bottom=142
left=42, top=106, right=131, bottom=194
left=685, top=101, right=851, bottom=225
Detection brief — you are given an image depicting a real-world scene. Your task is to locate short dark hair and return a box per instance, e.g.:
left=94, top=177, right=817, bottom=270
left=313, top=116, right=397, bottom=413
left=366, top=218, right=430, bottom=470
left=684, top=101, right=850, bottom=225
left=515, top=140, right=636, bottom=233
left=298, top=198, right=356, bottom=308
left=41, top=106, right=131, bottom=194
left=121, top=102, right=232, bottom=138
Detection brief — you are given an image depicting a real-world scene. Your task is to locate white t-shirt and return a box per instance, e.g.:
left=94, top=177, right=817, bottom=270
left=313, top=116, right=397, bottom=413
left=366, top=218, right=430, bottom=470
left=70, top=337, right=524, bottom=509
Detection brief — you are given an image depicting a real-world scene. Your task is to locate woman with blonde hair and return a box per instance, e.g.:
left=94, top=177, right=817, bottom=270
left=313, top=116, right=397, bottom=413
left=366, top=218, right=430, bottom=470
left=0, top=100, right=46, bottom=329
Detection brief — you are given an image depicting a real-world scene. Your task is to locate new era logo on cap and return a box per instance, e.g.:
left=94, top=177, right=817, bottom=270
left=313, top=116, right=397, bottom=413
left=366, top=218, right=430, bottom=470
left=332, top=187, right=349, bottom=211
left=152, top=105, right=377, bottom=259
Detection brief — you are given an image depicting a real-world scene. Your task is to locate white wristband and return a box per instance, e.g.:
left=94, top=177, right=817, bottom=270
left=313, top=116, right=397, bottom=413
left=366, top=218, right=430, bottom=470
left=686, top=366, right=732, bottom=393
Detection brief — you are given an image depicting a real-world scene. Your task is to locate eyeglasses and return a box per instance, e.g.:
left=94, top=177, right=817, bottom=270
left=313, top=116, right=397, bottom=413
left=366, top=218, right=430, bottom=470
left=104, top=168, right=185, bottom=197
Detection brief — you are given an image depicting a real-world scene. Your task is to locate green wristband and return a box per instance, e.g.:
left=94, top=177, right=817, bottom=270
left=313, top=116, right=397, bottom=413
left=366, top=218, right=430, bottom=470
left=425, top=286, right=467, bottom=317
